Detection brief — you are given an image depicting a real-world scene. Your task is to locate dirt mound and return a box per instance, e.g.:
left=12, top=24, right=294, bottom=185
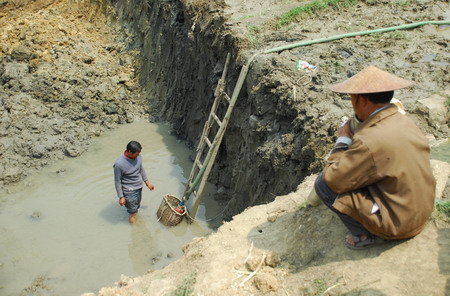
left=0, top=0, right=147, bottom=186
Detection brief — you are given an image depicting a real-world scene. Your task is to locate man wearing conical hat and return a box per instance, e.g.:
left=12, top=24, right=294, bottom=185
left=314, top=65, right=436, bottom=249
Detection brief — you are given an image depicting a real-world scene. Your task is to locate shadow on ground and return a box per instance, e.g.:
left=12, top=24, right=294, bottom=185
left=248, top=205, right=402, bottom=272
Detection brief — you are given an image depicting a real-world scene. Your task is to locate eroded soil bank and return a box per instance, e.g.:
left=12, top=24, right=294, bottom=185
left=0, top=0, right=148, bottom=189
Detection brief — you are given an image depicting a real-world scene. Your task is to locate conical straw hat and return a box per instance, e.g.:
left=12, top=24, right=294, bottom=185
left=329, top=65, right=414, bottom=94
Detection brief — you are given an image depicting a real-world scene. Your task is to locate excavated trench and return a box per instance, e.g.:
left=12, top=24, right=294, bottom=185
left=97, top=0, right=333, bottom=220
left=94, top=0, right=449, bottom=222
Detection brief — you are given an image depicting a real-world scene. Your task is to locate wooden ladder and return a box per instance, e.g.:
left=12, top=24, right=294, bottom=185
left=183, top=52, right=252, bottom=220
left=183, top=53, right=231, bottom=219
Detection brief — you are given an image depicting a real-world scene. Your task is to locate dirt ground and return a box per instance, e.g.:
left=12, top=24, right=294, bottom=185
left=93, top=165, right=450, bottom=296
left=1, top=0, right=449, bottom=295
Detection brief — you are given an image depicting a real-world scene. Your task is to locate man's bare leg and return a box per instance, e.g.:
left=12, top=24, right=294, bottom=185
left=129, top=213, right=137, bottom=224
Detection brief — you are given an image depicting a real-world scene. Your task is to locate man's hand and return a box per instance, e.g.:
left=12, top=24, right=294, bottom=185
left=119, top=197, right=126, bottom=206
left=337, top=120, right=353, bottom=139
left=145, top=180, right=155, bottom=191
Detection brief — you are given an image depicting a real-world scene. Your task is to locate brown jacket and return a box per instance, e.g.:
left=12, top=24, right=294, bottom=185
left=324, top=104, right=436, bottom=240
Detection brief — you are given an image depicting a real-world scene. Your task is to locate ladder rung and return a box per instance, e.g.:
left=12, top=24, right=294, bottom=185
left=195, top=159, right=203, bottom=169
left=204, top=136, right=212, bottom=148
left=222, top=92, right=231, bottom=103
left=212, top=113, right=222, bottom=126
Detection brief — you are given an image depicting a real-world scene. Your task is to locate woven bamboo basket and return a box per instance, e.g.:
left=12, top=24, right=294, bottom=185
left=156, top=194, right=186, bottom=226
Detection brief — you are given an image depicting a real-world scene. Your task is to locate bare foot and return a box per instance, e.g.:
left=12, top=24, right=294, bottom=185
left=345, top=234, right=368, bottom=247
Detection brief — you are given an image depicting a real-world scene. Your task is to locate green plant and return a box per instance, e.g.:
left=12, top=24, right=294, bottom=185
left=436, top=200, right=450, bottom=218
left=314, top=278, right=328, bottom=294
left=277, top=0, right=357, bottom=28
left=246, top=24, right=261, bottom=48
left=301, top=278, right=329, bottom=295
left=248, top=24, right=261, bottom=34
left=170, top=273, right=197, bottom=296
left=298, top=201, right=309, bottom=210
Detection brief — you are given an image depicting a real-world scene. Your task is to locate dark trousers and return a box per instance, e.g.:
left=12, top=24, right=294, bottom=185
left=314, top=173, right=371, bottom=237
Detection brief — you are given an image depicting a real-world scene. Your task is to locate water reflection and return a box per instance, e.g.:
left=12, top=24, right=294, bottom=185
left=128, top=216, right=159, bottom=275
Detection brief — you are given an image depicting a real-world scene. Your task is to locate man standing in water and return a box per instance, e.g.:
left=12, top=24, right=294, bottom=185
left=114, top=140, right=155, bottom=224
left=314, top=65, right=435, bottom=249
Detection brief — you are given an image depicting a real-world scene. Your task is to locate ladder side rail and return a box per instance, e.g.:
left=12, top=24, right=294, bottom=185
left=184, top=142, right=204, bottom=195
left=188, top=61, right=251, bottom=215
left=184, top=92, right=222, bottom=195
left=189, top=121, right=226, bottom=219
left=195, top=52, right=231, bottom=157
left=183, top=53, right=231, bottom=201
left=191, top=53, right=230, bottom=159
left=214, top=53, right=231, bottom=97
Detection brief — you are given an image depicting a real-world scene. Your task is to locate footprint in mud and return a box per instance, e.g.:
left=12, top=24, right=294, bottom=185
left=30, top=211, right=43, bottom=220
left=151, top=252, right=163, bottom=265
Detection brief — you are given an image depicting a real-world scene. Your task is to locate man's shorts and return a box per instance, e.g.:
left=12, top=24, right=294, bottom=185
left=123, top=188, right=142, bottom=214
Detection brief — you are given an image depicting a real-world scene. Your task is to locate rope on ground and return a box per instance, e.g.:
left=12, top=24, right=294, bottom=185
left=243, top=241, right=254, bottom=264
left=320, top=283, right=344, bottom=296
left=239, top=253, right=266, bottom=287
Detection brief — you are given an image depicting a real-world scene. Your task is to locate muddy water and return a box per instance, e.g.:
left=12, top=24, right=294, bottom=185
left=431, top=141, right=450, bottom=163
left=0, top=121, right=223, bottom=295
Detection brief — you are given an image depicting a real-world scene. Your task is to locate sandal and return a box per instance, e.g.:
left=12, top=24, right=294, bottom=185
left=345, top=234, right=385, bottom=250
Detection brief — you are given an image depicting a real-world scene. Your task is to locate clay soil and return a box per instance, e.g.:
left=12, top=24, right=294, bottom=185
left=0, top=0, right=449, bottom=295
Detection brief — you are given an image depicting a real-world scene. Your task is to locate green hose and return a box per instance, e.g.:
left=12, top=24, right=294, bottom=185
left=264, top=20, right=450, bottom=54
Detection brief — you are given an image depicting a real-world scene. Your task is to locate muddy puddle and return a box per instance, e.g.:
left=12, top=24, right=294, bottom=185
left=0, top=120, right=224, bottom=295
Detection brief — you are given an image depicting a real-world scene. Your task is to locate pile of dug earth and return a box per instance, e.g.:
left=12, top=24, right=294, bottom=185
left=0, top=0, right=147, bottom=188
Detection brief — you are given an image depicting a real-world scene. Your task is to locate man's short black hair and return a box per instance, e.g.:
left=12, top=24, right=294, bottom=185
left=126, top=141, right=142, bottom=153
left=363, top=91, right=394, bottom=104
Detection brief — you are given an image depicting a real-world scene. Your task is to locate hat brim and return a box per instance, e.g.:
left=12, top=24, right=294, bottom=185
left=329, top=65, right=414, bottom=94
